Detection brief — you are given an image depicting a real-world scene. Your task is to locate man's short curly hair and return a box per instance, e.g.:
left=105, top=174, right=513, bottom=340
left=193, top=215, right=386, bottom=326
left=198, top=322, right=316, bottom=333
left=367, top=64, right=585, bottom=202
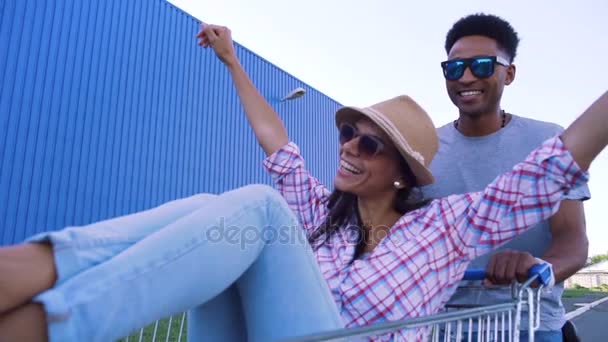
left=445, top=13, right=520, bottom=62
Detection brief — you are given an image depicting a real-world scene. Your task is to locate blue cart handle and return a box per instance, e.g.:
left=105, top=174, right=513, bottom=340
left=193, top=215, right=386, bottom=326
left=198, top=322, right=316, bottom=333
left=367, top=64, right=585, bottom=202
left=463, top=262, right=553, bottom=286
left=462, top=269, right=486, bottom=280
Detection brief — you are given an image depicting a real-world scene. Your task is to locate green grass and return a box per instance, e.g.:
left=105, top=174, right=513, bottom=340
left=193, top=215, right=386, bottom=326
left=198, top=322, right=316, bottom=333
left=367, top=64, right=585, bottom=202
left=563, top=284, right=608, bottom=298
left=119, top=314, right=188, bottom=342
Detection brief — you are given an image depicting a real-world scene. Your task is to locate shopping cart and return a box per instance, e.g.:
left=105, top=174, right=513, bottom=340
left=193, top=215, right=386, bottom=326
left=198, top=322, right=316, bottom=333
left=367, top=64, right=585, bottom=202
left=121, top=264, right=552, bottom=342
left=283, top=263, right=553, bottom=342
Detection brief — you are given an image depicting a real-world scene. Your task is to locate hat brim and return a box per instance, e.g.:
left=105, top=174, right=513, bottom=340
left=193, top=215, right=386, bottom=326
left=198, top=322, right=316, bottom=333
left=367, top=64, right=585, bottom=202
left=335, top=106, right=435, bottom=186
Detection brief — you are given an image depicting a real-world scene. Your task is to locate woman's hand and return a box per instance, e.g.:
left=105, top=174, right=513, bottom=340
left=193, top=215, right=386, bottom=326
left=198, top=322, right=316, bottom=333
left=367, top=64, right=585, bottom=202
left=197, top=23, right=238, bottom=67
left=195, top=23, right=289, bottom=156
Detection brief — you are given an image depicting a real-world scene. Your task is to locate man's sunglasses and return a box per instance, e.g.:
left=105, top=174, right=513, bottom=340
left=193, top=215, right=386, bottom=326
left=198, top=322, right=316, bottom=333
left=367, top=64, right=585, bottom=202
left=339, top=123, right=385, bottom=158
left=440, top=56, right=509, bottom=81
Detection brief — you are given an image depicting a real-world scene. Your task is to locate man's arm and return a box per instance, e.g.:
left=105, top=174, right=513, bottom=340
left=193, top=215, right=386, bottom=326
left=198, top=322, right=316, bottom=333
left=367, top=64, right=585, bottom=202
left=543, top=200, right=588, bottom=283
left=485, top=200, right=588, bottom=284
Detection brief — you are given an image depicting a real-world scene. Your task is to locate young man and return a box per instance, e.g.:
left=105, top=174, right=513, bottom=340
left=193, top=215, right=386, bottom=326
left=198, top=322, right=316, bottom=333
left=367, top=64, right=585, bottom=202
left=424, top=14, right=590, bottom=341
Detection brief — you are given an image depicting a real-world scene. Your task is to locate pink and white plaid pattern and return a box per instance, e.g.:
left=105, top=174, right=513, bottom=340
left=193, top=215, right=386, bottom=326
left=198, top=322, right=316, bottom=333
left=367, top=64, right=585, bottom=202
left=263, top=136, right=588, bottom=341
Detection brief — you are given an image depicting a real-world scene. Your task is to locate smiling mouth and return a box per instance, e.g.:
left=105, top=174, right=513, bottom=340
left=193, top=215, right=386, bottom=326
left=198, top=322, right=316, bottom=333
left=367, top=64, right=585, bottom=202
left=340, top=159, right=362, bottom=175
left=458, top=90, right=483, bottom=97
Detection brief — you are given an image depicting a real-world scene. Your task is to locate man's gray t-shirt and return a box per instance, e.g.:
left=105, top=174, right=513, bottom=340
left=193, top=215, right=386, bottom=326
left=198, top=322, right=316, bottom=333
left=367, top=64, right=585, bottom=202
left=423, top=114, right=590, bottom=331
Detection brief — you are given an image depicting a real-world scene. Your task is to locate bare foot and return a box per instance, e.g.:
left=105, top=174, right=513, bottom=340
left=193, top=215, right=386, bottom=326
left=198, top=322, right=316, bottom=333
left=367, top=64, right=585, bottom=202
left=0, top=243, right=57, bottom=314
left=0, top=303, right=48, bottom=341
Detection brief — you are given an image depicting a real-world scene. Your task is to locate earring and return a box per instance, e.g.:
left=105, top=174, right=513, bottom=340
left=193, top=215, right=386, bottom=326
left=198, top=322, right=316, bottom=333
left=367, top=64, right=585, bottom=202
left=393, top=181, right=401, bottom=188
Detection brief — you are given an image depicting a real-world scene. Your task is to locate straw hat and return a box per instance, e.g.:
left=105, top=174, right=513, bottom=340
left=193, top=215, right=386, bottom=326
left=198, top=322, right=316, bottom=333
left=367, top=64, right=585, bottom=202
left=335, top=95, right=438, bottom=186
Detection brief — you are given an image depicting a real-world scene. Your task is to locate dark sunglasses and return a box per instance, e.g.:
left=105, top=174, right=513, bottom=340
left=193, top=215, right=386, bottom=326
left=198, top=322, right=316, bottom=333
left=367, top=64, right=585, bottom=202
left=440, top=56, right=509, bottom=81
left=339, top=123, right=385, bottom=158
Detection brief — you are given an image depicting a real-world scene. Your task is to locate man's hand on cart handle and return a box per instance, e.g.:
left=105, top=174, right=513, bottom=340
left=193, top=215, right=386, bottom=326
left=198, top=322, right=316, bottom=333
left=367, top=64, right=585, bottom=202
left=464, top=253, right=555, bottom=288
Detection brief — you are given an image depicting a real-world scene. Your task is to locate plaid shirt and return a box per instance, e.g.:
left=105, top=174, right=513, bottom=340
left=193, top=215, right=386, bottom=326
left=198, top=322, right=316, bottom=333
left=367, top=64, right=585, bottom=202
left=263, top=136, right=588, bottom=341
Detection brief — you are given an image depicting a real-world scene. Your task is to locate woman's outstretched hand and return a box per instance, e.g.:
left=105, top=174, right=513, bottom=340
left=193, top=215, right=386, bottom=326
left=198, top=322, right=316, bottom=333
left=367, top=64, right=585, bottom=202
left=195, top=23, right=289, bottom=156
left=197, top=23, right=238, bottom=67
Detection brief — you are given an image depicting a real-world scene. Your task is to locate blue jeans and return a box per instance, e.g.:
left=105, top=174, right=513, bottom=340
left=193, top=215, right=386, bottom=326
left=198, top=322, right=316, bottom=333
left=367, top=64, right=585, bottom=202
left=449, top=329, right=563, bottom=341
left=28, top=184, right=344, bottom=341
left=522, top=329, right=563, bottom=342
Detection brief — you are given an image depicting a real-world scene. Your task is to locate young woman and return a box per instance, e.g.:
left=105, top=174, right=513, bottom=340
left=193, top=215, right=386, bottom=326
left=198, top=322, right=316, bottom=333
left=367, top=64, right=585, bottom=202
left=0, top=24, right=606, bottom=341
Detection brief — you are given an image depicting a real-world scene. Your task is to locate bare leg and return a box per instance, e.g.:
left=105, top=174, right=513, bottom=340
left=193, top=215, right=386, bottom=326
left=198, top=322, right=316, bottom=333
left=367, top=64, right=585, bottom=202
left=0, top=244, right=57, bottom=314
left=0, top=302, right=48, bottom=341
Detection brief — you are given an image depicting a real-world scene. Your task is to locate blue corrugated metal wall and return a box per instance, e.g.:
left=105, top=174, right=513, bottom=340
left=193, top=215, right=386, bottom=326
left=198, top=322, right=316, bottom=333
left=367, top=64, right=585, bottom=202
left=0, top=0, right=341, bottom=245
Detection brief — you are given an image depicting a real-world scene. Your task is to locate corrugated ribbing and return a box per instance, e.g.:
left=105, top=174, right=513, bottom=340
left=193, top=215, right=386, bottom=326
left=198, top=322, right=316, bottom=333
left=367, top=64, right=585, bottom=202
left=0, top=0, right=342, bottom=245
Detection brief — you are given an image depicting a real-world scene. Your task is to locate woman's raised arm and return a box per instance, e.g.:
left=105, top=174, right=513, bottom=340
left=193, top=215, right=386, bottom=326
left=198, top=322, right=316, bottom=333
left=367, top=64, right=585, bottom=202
left=197, top=24, right=289, bottom=156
